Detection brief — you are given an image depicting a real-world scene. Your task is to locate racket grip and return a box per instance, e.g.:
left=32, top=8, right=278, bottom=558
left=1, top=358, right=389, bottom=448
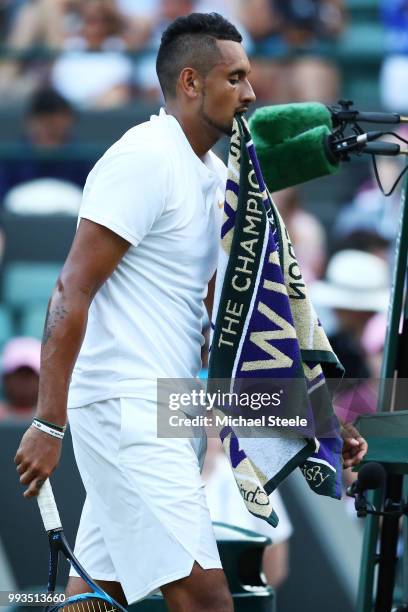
left=37, top=479, right=62, bottom=532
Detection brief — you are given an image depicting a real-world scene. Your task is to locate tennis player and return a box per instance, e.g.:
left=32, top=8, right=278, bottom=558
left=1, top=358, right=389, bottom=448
left=15, top=11, right=368, bottom=610
left=15, top=12, right=255, bottom=611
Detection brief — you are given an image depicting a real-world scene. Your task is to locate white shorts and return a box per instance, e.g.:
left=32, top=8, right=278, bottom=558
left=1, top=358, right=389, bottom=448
left=68, top=398, right=221, bottom=604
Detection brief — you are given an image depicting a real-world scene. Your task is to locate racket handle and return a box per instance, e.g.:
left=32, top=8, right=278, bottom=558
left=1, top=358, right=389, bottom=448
left=37, top=479, right=62, bottom=532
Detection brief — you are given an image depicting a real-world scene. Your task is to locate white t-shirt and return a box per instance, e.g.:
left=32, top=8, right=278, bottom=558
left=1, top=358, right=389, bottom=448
left=68, top=109, right=226, bottom=408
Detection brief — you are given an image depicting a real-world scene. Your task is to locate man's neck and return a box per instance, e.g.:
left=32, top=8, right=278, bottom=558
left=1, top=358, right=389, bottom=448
left=165, top=104, right=220, bottom=159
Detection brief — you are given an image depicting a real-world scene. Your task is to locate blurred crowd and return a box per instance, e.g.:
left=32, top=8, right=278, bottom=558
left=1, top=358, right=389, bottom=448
left=0, top=0, right=406, bottom=111
left=0, top=0, right=347, bottom=107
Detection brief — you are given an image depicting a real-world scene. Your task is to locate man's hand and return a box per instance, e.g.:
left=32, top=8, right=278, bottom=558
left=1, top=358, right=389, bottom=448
left=14, top=426, right=62, bottom=498
left=341, top=422, right=368, bottom=468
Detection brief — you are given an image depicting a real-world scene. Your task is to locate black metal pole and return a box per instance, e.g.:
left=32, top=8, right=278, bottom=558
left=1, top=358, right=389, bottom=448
left=374, top=474, right=404, bottom=612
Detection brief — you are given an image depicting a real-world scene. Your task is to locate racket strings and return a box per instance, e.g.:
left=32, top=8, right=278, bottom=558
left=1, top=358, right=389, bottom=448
left=56, top=597, right=120, bottom=612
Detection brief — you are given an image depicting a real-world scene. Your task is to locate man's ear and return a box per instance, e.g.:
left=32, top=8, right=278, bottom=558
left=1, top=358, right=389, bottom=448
left=179, top=67, right=201, bottom=98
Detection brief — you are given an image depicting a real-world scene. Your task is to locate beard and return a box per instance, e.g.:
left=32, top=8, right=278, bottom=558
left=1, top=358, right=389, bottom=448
left=199, top=92, right=234, bottom=137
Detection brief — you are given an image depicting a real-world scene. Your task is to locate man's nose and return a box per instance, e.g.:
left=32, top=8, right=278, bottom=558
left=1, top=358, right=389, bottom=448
left=242, top=79, right=256, bottom=105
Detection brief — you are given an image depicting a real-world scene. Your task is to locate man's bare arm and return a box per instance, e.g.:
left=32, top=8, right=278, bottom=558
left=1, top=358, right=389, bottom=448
left=14, top=218, right=130, bottom=497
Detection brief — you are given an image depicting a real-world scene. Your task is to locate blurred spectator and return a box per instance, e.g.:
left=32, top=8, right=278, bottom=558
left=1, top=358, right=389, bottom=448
left=238, top=0, right=345, bottom=104
left=311, top=249, right=390, bottom=378
left=0, top=0, right=14, bottom=40
left=159, top=0, right=199, bottom=21
left=117, top=0, right=158, bottom=18
left=332, top=231, right=391, bottom=263
left=196, top=0, right=238, bottom=17
left=334, top=312, right=386, bottom=425
left=4, top=178, right=82, bottom=215
left=332, top=197, right=395, bottom=261
left=273, top=0, right=345, bottom=43
left=273, top=186, right=327, bottom=282
left=116, top=0, right=159, bottom=49
left=203, top=438, right=293, bottom=589
left=380, top=0, right=408, bottom=113
left=290, top=55, right=340, bottom=103
left=25, top=86, right=75, bottom=146
left=332, top=138, right=406, bottom=260
left=0, top=87, right=92, bottom=205
left=361, top=312, right=387, bottom=380
left=117, top=0, right=232, bottom=51
left=240, top=0, right=345, bottom=50
left=0, top=0, right=80, bottom=103
left=5, top=0, right=80, bottom=50
left=0, top=336, right=40, bottom=422
left=51, top=0, right=133, bottom=108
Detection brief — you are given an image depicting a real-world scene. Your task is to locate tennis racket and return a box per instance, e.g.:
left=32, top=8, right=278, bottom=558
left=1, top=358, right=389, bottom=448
left=37, top=479, right=127, bottom=612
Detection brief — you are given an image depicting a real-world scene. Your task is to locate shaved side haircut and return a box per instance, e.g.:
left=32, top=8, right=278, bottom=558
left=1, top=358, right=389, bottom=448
left=156, top=12, right=242, bottom=100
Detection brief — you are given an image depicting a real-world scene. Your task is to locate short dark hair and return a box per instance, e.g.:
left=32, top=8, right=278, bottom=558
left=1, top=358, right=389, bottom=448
left=27, top=88, right=74, bottom=117
left=156, top=12, right=242, bottom=99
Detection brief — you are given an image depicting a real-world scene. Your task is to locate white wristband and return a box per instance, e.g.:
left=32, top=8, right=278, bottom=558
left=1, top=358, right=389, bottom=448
left=32, top=419, right=64, bottom=440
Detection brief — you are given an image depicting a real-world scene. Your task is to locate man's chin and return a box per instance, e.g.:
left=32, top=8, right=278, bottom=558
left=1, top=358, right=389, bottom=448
left=201, top=110, right=234, bottom=137
left=213, top=119, right=234, bottom=137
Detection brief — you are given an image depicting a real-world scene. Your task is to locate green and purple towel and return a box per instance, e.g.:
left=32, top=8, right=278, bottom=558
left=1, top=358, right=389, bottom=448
left=208, top=115, right=343, bottom=527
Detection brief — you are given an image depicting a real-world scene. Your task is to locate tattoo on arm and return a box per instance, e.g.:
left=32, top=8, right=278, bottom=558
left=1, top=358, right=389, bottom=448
left=42, top=304, right=68, bottom=345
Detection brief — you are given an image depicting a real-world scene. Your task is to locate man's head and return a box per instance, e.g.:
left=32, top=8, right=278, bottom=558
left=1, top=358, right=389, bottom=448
left=26, top=88, right=75, bottom=148
left=156, top=12, right=255, bottom=136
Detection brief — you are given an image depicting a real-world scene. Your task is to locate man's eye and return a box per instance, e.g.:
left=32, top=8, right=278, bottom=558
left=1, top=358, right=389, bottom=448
left=229, top=78, right=239, bottom=85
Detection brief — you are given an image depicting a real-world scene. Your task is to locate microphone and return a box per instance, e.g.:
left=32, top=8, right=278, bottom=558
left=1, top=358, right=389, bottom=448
left=347, top=462, right=386, bottom=518
left=326, top=131, right=408, bottom=162
left=329, top=100, right=408, bottom=127
left=249, top=102, right=408, bottom=193
left=362, top=142, right=408, bottom=156
left=249, top=102, right=340, bottom=192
